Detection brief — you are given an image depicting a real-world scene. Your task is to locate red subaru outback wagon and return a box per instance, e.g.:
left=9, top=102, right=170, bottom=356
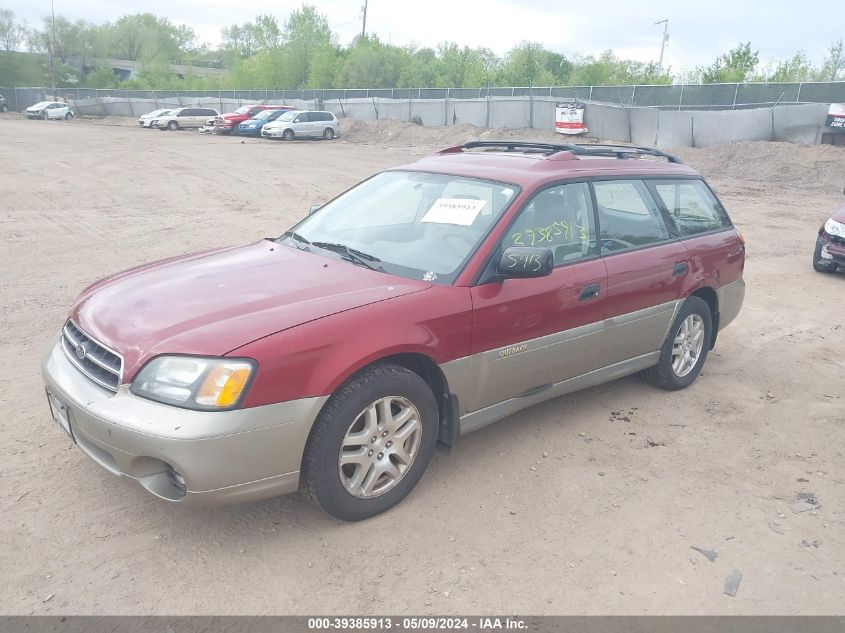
left=42, top=142, right=745, bottom=521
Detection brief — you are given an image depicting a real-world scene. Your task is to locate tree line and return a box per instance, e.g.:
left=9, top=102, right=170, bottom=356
left=0, top=5, right=843, bottom=90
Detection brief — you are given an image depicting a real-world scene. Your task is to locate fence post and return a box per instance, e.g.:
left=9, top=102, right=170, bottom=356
left=529, top=86, right=534, bottom=129
left=732, top=83, right=739, bottom=109
left=631, top=84, right=637, bottom=105
left=796, top=82, right=803, bottom=103
left=690, top=114, right=695, bottom=148
left=588, top=86, right=593, bottom=101
left=13, top=87, right=18, bottom=112
left=678, top=83, right=684, bottom=110
left=485, top=94, right=491, bottom=128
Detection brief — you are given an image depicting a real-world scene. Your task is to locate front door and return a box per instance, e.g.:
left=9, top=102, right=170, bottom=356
left=467, top=181, right=607, bottom=413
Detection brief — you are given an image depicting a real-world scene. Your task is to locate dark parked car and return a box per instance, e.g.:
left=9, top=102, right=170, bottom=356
left=0, top=94, right=8, bottom=113
left=814, top=191, right=845, bottom=273
left=42, top=142, right=745, bottom=521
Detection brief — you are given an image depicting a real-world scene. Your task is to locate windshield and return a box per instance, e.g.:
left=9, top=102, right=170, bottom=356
left=30, top=101, right=51, bottom=109
left=233, top=106, right=251, bottom=115
left=277, top=111, right=298, bottom=122
left=254, top=109, right=277, bottom=120
left=282, top=171, right=519, bottom=284
left=146, top=109, right=167, bottom=117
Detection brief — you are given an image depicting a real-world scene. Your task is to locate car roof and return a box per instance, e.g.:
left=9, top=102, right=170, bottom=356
left=393, top=142, right=700, bottom=188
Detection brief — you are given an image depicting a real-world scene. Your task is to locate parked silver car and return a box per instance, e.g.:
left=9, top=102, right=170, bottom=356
left=152, top=107, right=220, bottom=131
left=261, top=110, right=339, bottom=140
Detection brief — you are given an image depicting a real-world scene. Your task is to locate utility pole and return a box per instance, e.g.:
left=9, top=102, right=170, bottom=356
left=50, top=0, right=57, bottom=97
left=655, top=18, right=669, bottom=70
left=361, top=0, right=368, bottom=39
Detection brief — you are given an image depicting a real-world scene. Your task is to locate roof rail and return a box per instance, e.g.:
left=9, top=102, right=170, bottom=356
left=439, top=140, right=683, bottom=164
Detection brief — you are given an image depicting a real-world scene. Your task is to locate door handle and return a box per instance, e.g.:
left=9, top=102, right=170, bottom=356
left=673, top=262, right=689, bottom=277
left=579, top=284, right=600, bottom=301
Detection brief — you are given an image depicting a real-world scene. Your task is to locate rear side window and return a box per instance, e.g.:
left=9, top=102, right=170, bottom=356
left=650, top=179, right=731, bottom=236
left=593, top=180, right=670, bottom=254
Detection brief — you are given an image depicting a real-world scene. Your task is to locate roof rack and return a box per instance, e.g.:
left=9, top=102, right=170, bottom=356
left=440, top=140, right=683, bottom=164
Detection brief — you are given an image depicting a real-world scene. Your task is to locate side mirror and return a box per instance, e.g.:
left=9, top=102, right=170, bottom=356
left=308, top=204, right=322, bottom=215
left=497, top=247, right=554, bottom=278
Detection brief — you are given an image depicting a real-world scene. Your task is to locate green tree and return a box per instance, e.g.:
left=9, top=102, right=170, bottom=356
left=764, top=52, right=816, bottom=82
left=819, top=39, right=844, bottom=81
left=699, top=42, right=759, bottom=83
left=0, top=8, right=25, bottom=52
left=282, top=4, right=334, bottom=88
left=500, top=41, right=556, bottom=86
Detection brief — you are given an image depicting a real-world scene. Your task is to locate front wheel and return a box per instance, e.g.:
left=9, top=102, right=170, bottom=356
left=641, top=296, right=712, bottom=390
left=167, top=120, right=178, bottom=131
left=41, top=110, right=48, bottom=120
left=301, top=364, right=439, bottom=521
left=64, top=111, right=73, bottom=120
left=282, top=128, right=294, bottom=141
left=0, top=104, right=8, bottom=113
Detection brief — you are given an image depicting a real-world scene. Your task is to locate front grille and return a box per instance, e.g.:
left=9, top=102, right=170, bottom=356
left=61, top=320, right=123, bottom=393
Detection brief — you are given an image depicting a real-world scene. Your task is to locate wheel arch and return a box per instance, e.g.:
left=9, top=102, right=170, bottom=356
left=688, top=285, right=719, bottom=349
left=316, top=351, right=459, bottom=452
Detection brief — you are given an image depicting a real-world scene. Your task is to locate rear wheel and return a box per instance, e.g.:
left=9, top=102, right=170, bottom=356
left=167, top=120, right=178, bottom=131
left=282, top=128, right=295, bottom=141
left=323, top=127, right=335, bottom=140
left=301, top=363, right=439, bottom=521
left=641, top=296, right=712, bottom=391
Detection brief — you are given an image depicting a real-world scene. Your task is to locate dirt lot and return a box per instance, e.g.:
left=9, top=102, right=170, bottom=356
left=1, top=115, right=843, bottom=615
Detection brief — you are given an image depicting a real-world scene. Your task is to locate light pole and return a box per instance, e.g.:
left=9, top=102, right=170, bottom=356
left=361, top=0, right=368, bottom=39
left=655, top=18, right=669, bottom=70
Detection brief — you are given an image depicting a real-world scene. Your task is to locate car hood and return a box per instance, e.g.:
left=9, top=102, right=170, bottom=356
left=831, top=206, right=845, bottom=224
left=239, top=118, right=264, bottom=126
left=70, top=241, right=430, bottom=380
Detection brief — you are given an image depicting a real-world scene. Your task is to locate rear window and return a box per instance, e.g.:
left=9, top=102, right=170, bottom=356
left=649, top=179, right=732, bottom=236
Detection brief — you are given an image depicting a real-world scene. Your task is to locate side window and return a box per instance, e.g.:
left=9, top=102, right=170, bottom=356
left=200, top=109, right=216, bottom=116
left=179, top=109, right=193, bottom=117
left=593, top=180, right=670, bottom=254
left=650, top=179, right=731, bottom=236
left=502, top=182, right=597, bottom=265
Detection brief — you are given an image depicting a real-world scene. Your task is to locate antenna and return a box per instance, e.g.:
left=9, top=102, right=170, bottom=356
left=655, top=18, right=669, bottom=70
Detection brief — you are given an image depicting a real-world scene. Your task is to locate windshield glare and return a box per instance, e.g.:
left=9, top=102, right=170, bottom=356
left=254, top=110, right=277, bottom=120
left=286, top=171, right=518, bottom=284
left=234, top=106, right=251, bottom=114
left=277, top=111, right=298, bottom=122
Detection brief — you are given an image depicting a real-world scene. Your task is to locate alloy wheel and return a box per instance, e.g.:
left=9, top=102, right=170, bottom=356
left=671, top=314, right=705, bottom=377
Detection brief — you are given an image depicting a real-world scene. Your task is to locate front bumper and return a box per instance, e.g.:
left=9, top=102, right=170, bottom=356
left=261, top=128, right=284, bottom=138
left=238, top=126, right=262, bottom=135
left=816, top=232, right=845, bottom=267
left=41, top=338, right=328, bottom=506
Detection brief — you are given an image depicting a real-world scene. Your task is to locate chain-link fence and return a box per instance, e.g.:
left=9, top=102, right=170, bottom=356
left=2, top=82, right=845, bottom=113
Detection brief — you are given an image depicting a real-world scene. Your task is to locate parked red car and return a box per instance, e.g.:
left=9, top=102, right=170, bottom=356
left=813, top=192, right=845, bottom=273
left=42, top=142, right=745, bottom=521
left=213, top=104, right=294, bottom=134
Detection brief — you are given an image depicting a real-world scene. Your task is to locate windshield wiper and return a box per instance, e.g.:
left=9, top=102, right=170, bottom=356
left=311, top=241, right=384, bottom=272
left=281, top=231, right=311, bottom=249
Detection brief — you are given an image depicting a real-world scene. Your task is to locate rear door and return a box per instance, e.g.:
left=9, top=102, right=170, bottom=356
left=593, top=179, right=688, bottom=365
left=468, top=181, right=607, bottom=412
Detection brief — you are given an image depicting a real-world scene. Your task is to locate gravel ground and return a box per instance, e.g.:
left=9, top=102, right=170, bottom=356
left=1, top=115, right=843, bottom=615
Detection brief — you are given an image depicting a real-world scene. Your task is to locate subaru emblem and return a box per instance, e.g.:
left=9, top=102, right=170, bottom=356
left=75, top=343, right=86, bottom=360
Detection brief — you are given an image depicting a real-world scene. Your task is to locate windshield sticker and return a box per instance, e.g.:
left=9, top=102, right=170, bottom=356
left=422, top=271, right=438, bottom=282
left=422, top=198, right=487, bottom=226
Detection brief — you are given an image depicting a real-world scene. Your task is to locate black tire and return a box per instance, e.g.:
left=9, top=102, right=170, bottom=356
left=282, top=128, right=294, bottom=141
left=813, top=239, right=837, bottom=273
left=167, top=120, right=178, bottom=131
left=323, top=127, right=335, bottom=140
left=64, top=112, right=73, bottom=120
left=301, top=363, right=439, bottom=521
left=0, top=104, right=8, bottom=113
left=641, top=296, right=713, bottom=391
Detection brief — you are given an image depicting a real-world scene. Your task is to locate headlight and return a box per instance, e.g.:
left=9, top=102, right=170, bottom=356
left=824, top=218, right=845, bottom=239
left=131, top=356, right=256, bottom=410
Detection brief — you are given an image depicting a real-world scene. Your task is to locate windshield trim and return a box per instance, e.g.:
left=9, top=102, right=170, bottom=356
left=280, top=169, right=523, bottom=286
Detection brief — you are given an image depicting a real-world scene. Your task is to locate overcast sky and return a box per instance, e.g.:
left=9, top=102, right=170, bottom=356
left=4, top=0, right=838, bottom=73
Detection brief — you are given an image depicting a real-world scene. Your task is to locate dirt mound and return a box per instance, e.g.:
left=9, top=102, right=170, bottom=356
left=675, top=142, right=845, bottom=194
left=338, top=117, right=564, bottom=148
